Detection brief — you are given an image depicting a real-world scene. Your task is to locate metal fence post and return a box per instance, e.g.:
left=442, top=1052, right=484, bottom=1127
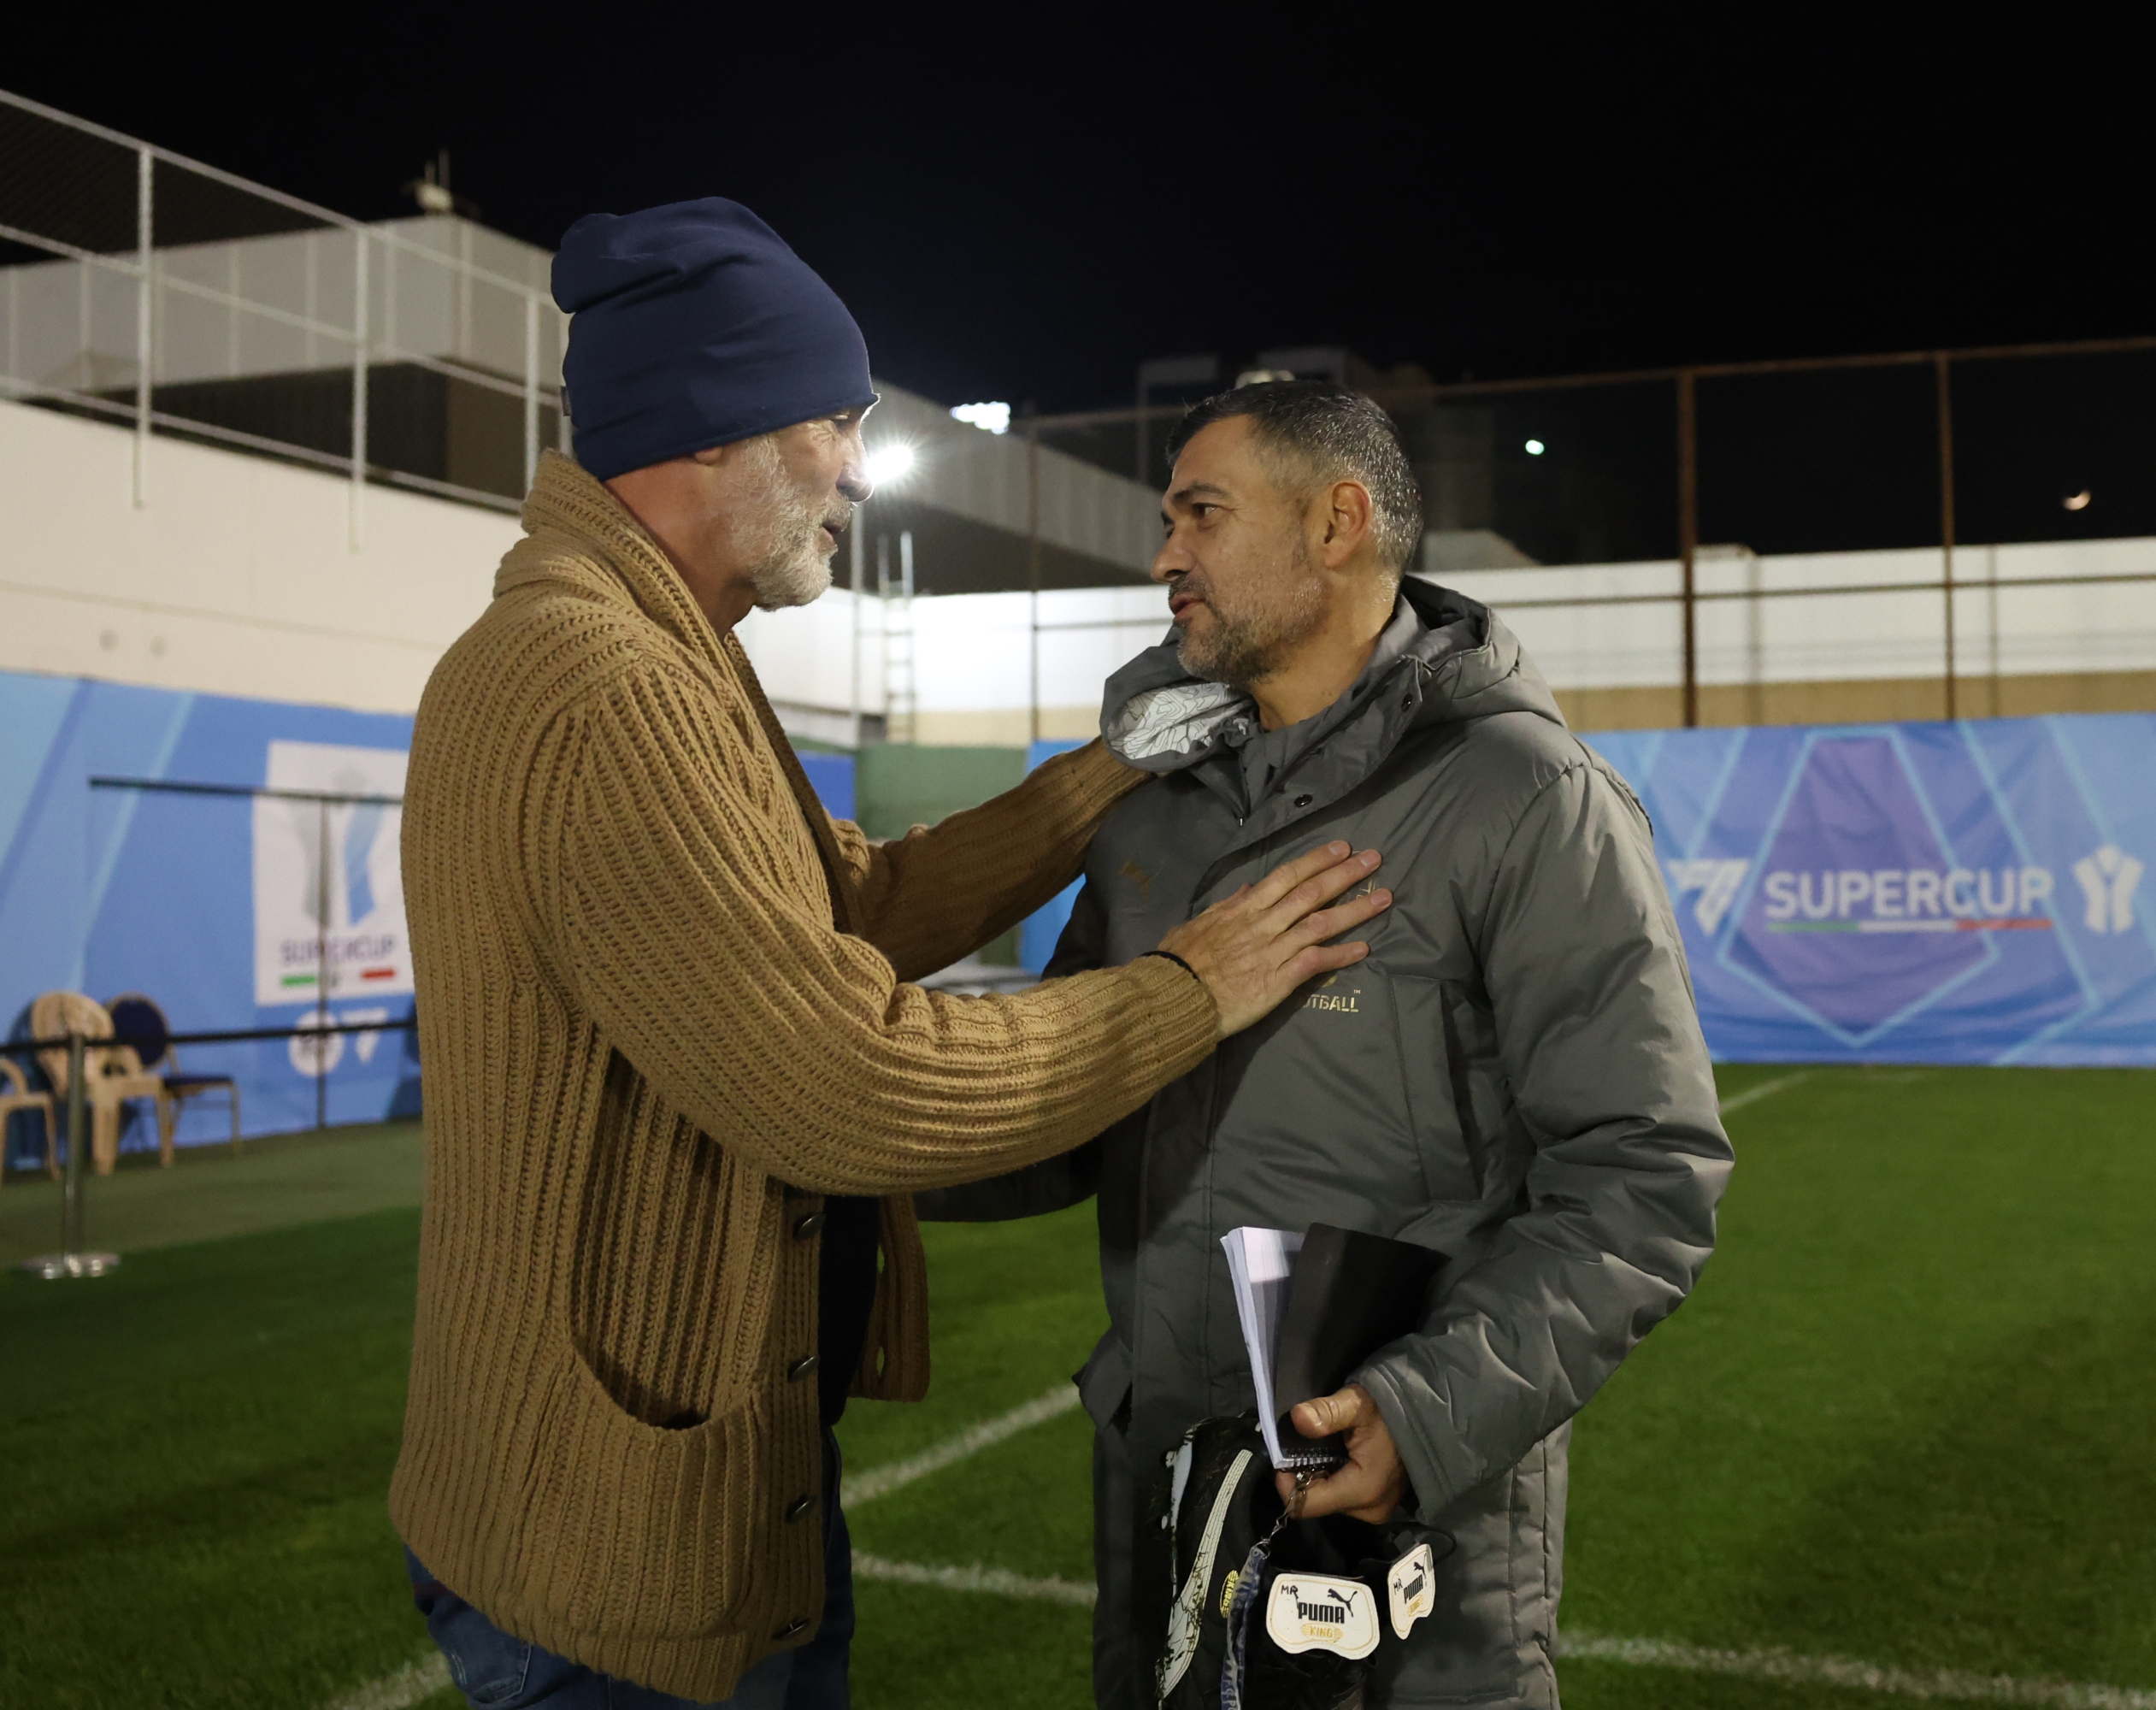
left=316, top=796, right=330, bottom=1131
left=1936, top=352, right=1959, bottom=721
left=1027, top=415, right=1042, bottom=746
left=134, top=146, right=152, bottom=508
left=557, top=310, right=574, bottom=452
left=62, top=1033, right=87, bottom=1256
left=350, top=229, right=368, bottom=549
left=1676, top=369, right=1699, bottom=728
left=893, top=529, right=916, bottom=744
left=849, top=524, right=865, bottom=750
left=523, top=293, right=540, bottom=497
left=22, top=1032, right=119, bottom=1280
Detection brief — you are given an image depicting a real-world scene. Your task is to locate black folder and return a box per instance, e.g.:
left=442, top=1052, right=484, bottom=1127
left=1269, top=1223, right=1446, bottom=1471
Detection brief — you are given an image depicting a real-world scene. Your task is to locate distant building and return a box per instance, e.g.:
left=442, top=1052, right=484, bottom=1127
left=1126, top=345, right=1540, bottom=571
left=0, top=90, right=1165, bottom=746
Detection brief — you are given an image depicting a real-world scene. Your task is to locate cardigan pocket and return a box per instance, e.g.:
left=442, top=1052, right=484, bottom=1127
left=520, top=1339, right=772, bottom=1639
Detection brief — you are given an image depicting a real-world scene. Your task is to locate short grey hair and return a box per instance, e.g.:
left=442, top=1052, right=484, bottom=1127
left=1165, top=380, right=1423, bottom=575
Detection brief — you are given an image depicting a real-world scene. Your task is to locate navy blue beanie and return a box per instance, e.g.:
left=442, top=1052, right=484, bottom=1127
left=552, top=198, right=875, bottom=481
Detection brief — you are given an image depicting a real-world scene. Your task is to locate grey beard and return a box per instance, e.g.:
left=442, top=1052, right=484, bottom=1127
left=725, top=435, right=836, bottom=612
left=750, top=526, right=832, bottom=611
left=1176, top=542, right=1324, bottom=689
left=1179, top=620, right=1278, bottom=690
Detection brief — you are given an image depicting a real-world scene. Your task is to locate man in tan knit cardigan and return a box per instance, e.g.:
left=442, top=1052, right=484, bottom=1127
left=390, top=199, right=1393, bottom=1709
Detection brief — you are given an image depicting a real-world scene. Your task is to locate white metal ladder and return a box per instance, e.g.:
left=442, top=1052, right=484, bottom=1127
left=879, top=531, right=916, bottom=745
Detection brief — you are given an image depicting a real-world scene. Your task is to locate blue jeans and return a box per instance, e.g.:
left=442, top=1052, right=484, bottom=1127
left=406, top=1431, right=853, bottom=1709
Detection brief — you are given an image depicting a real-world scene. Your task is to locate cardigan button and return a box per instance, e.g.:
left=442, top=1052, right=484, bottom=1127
left=787, top=1354, right=820, bottom=1381
left=775, top=1616, right=810, bottom=1641
left=1292, top=793, right=1314, bottom=809
left=792, top=1212, right=826, bottom=1240
left=786, top=1493, right=817, bottom=1522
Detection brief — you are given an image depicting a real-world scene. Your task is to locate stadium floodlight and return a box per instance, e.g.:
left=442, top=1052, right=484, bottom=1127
left=865, top=442, right=918, bottom=487
left=951, top=402, right=1011, bottom=434
left=2064, top=489, right=2092, bottom=511
left=1525, top=439, right=1546, bottom=456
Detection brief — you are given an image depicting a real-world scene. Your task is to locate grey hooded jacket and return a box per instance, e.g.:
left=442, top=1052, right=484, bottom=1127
left=923, top=581, right=1731, bottom=1709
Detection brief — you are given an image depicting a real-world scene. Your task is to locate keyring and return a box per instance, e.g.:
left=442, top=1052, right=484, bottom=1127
left=1287, top=1466, right=1314, bottom=1518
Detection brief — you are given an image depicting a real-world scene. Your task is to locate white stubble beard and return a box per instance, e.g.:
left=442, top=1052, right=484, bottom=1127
left=731, top=435, right=842, bottom=612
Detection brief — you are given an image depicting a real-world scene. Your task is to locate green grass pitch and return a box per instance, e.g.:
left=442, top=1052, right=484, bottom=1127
left=2, top=1064, right=2151, bottom=1708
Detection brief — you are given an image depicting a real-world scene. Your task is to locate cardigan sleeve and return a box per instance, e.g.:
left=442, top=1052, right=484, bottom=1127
left=823, top=741, right=1143, bottom=982
left=527, top=669, right=1217, bottom=1196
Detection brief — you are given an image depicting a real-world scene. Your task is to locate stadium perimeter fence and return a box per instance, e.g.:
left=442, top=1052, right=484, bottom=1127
left=5, top=83, right=2153, bottom=739
left=3, top=1016, right=415, bottom=1281
left=3, top=776, right=416, bottom=1282
left=1024, top=345, right=2156, bottom=734
left=0, top=86, right=566, bottom=534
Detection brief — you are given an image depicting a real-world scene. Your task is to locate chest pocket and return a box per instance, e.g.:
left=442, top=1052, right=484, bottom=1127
left=1205, top=969, right=1446, bottom=1228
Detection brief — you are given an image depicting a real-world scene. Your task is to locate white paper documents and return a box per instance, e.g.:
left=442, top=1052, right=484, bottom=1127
left=1221, top=1225, right=1305, bottom=1470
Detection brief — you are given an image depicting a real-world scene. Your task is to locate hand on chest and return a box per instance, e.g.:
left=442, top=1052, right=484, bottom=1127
left=1098, top=788, right=1498, bottom=1212
left=1094, top=804, right=1435, bottom=979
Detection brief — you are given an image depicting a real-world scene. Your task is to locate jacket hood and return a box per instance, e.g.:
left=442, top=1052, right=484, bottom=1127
left=1101, top=578, right=1564, bottom=775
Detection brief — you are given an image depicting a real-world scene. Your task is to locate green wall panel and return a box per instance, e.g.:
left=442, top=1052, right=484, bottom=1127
left=852, top=746, right=1031, bottom=965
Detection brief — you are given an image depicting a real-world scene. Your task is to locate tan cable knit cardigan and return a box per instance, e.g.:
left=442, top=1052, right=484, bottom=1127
left=389, top=452, right=1217, bottom=1700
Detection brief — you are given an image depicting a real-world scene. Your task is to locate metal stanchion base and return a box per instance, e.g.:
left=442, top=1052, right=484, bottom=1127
left=21, top=1252, right=121, bottom=1280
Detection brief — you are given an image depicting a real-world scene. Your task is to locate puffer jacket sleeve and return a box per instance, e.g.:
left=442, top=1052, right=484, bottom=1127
left=1353, top=755, right=1733, bottom=1521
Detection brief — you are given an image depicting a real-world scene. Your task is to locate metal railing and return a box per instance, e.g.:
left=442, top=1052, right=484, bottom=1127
left=9, top=87, right=2150, bottom=731
left=3, top=1016, right=416, bottom=1280
left=1028, top=338, right=2156, bottom=728
left=86, top=775, right=409, bottom=1128
left=0, top=772, right=420, bottom=1277
left=0, top=86, right=567, bottom=534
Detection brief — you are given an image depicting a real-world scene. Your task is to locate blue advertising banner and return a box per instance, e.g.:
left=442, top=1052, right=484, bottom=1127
left=1, top=668, right=854, bottom=1165
left=1588, top=714, right=2153, bottom=1065
left=1015, top=716, right=2153, bottom=1066
left=1019, top=739, right=1089, bottom=972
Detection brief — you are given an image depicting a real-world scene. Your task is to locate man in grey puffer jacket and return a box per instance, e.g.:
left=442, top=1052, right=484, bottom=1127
left=924, top=380, right=1731, bottom=1709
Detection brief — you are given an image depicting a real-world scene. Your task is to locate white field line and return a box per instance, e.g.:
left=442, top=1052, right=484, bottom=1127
left=322, top=1382, right=2156, bottom=1710
left=853, top=1552, right=1097, bottom=1607
left=1719, top=1069, right=1814, bottom=1115
left=320, top=1653, right=450, bottom=1710
left=840, top=1570, right=2156, bottom=1707
left=849, top=1384, right=2147, bottom=1704
left=1558, top=1630, right=2156, bottom=1708
left=845, top=1382, right=1081, bottom=1506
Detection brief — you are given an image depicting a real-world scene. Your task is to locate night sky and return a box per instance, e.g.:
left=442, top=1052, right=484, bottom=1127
left=8, top=16, right=2147, bottom=416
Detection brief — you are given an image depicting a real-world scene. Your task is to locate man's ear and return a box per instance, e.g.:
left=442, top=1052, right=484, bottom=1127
left=689, top=443, right=729, bottom=467
left=1317, top=479, right=1375, bottom=567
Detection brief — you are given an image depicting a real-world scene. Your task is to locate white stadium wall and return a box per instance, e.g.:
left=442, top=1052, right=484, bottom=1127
left=1440, top=542, right=2156, bottom=728
left=0, top=398, right=514, bottom=712
left=745, top=540, right=2156, bottom=744
left=5, top=393, right=2151, bottom=739
left=737, top=583, right=1170, bottom=747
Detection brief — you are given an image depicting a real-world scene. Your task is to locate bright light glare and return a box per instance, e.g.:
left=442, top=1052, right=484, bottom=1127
left=865, top=442, right=917, bottom=487
left=1524, top=439, right=1546, bottom=456
left=951, top=401, right=1011, bottom=434
left=2064, top=488, right=2092, bottom=511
